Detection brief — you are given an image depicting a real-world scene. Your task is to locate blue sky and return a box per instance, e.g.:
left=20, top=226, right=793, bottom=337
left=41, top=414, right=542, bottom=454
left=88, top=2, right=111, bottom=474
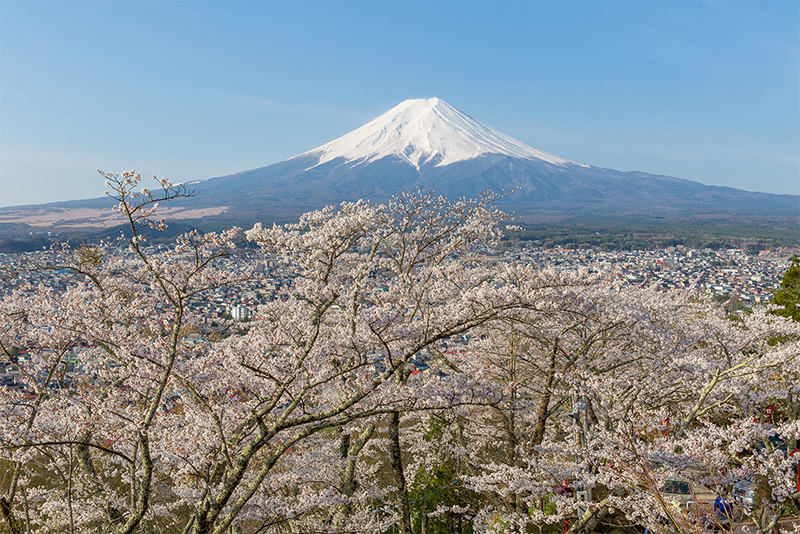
left=1, top=1, right=798, bottom=207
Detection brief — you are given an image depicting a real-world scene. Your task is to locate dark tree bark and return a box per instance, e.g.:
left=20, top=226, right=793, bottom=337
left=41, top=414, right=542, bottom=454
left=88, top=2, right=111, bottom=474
left=388, top=411, right=412, bottom=534
left=532, top=338, right=559, bottom=446
left=333, top=423, right=375, bottom=528
left=0, top=496, right=21, bottom=534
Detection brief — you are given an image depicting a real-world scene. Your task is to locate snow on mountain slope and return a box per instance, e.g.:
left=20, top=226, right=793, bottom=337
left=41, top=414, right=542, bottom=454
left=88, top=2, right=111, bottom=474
left=300, top=97, right=574, bottom=169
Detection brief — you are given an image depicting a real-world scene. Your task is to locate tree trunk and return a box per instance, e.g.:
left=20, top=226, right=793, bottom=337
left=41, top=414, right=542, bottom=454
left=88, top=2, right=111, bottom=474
left=0, top=497, right=21, bottom=534
left=532, top=338, right=558, bottom=446
left=333, top=423, right=375, bottom=528
left=753, top=505, right=779, bottom=534
left=388, top=411, right=412, bottom=534
left=421, top=484, right=428, bottom=534
left=566, top=496, right=612, bottom=534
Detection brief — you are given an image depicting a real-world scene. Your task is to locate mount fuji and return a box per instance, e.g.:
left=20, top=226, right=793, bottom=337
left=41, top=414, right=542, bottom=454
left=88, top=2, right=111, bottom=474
left=1, top=97, right=797, bottom=233
left=188, top=97, right=796, bottom=222
left=301, top=97, right=572, bottom=169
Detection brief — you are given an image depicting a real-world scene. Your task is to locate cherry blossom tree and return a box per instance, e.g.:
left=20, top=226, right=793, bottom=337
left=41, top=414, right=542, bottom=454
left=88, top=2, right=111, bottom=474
left=2, top=172, right=798, bottom=534
left=0, top=176, right=583, bottom=534
left=431, top=285, right=800, bottom=534
left=0, top=171, right=245, bottom=533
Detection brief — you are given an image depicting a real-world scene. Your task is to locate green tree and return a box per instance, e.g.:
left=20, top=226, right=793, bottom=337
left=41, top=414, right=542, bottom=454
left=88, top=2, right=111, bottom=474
left=772, top=256, right=800, bottom=321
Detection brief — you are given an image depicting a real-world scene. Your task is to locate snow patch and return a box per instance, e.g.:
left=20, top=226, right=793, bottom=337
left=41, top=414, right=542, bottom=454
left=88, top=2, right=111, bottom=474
left=299, top=98, right=575, bottom=170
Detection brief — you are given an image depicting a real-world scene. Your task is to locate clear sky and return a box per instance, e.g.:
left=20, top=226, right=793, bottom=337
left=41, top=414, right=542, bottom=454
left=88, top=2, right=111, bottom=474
left=1, top=1, right=798, bottom=207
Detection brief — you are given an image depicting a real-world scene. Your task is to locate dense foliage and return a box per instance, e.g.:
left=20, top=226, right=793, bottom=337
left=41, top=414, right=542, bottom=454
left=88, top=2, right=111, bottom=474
left=773, top=257, right=800, bottom=322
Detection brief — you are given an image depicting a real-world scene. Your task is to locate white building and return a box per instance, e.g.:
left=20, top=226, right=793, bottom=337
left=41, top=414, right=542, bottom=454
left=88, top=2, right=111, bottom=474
left=230, top=305, right=249, bottom=322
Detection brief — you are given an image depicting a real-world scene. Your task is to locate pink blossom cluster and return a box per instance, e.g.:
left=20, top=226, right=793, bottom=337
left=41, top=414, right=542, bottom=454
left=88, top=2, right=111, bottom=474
left=0, top=178, right=798, bottom=534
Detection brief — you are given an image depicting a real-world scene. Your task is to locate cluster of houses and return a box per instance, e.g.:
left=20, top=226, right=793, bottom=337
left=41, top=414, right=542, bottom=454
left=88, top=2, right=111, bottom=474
left=502, top=246, right=795, bottom=311
left=1, top=245, right=795, bottom=393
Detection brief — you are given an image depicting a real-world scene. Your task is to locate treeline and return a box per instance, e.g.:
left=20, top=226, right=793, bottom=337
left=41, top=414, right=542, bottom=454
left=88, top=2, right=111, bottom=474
left=5, top=223, right=796, bottom=255
left=502, top=220, right=799, bottom=252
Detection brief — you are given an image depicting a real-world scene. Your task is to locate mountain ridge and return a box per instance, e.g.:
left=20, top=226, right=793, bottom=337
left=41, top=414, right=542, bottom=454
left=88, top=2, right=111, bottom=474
left=0, top=97, right=797, bottom=235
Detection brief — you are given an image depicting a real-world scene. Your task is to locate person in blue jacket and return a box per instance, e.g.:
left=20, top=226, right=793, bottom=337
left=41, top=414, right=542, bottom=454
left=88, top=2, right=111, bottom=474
left=714, top=489, right=733, bottom=528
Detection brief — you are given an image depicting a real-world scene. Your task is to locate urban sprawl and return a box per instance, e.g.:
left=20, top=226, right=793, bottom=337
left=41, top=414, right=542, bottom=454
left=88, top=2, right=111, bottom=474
left=1, top=243, right=795, bottom=390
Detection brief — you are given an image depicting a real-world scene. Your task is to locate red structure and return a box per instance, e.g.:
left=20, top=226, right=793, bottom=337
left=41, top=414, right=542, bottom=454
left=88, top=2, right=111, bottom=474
left=765, top=405, right=775, bottom=424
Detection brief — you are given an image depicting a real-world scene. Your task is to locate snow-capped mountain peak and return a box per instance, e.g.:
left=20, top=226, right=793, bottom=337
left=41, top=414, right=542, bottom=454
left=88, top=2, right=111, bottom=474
left=301, top=97, right=572, bottom=169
